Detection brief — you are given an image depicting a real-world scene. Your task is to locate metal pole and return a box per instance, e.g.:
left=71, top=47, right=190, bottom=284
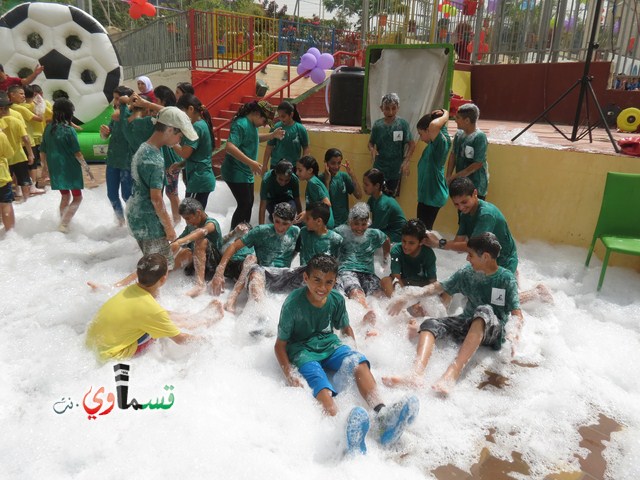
left=362, top=0, right=369, bottom=47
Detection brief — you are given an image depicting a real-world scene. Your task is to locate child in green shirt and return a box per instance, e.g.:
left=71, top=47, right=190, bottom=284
left=296, top=155, right=335, bottom=228
left=258, top=160, right=302, bottom=224
left=384, top=232, right=523, bottom=394
left=261, top=101, right=309, bottom=171
left=297, top=202, right=343, bottom=266
left=318, top=148, right=362, bottom=226
left=363, top=168, right=406, bottom=244
left=335, top=203, right=390, bottom=329
left=368, top=93, right=415, bottom=196
left=381, top=218, right=437, bottom=298
left=416, top=109, right=451, bottom=229
left=171, top=198, right=223, bottom=298
left=275, top=254, right=419, bottom=454
left=445, top=103, right=489, bottom=199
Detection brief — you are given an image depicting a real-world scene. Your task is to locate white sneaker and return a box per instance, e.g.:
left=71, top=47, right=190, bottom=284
left=30, top=185, right=45, bottom=195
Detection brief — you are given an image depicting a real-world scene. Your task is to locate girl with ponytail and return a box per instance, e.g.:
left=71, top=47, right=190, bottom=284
left=261, top=100, right=309, bottom=172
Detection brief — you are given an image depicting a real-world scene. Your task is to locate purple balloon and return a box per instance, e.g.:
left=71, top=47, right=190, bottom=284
left=614, top=19, right=620, bottom=35
left=317, top=53, right=334, bottom=70
left=487, top=0, right=498, bottom=14
left=299, top=53, right=317, bottom=70
left=310, top=67, right=326, bottom=84
left=563, top=17, right=576, bottom=31
left=307, top=47, right=321, bottom=59
left=297, top=64, right=310, bottom=77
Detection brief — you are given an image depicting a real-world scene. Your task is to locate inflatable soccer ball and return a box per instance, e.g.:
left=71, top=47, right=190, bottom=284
left=0, top=2, right=121, bottom=123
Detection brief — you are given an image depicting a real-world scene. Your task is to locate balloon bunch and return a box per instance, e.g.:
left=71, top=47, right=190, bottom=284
left=296, top=47, right=335, bottom=84
left=129, top=0, right=156, bottom=20
left=438, top=1, right=459, bottom=19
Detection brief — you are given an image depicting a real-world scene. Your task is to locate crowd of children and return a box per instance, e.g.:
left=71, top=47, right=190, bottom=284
left=1, top=73, right=553, bottom=455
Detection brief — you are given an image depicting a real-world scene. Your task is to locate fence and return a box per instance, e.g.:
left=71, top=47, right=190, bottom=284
left=113, top=2, right=640, bottom=87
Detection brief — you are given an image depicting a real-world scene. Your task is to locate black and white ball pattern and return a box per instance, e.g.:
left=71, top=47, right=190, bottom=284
left=0, top=2, right=121, bottom=123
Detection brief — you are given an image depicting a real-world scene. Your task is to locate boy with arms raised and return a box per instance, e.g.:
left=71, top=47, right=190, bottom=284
left=383, top=233, right=523, bottom=394
left=86, top=254, right=223, bottom=361
left=171, top=197, right=223, bottom=298
left=275, top=254, right=419, bottom=454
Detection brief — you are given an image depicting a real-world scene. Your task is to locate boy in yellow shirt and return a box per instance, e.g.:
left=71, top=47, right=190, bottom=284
left=0, top=93, right=35, bottom=200
left=22, top=85, right=49, bottom=192
left=86, top=253, right=223, bottom=361
left=0, top=127, right=15, bottom=231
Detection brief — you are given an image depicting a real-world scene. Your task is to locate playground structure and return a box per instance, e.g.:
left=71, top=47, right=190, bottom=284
left=112, top=1, right=640, bottom=84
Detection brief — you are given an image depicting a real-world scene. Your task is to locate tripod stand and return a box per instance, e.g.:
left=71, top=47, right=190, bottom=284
left=511, top=0, right=620, bottom=153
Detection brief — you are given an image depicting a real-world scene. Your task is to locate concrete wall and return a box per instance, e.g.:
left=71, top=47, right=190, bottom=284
left=257, top=129, right=640, bottom=270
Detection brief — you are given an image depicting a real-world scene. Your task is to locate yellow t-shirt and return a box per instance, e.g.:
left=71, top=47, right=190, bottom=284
left=23, top=101, right=48, bottom=145
left=0, top=130, right=14, bottom=187
left=85, top=284, right=181, bottom=361
left=10, top=104, right=35, bottom=146
left=0, top=116, right=28, bottom=165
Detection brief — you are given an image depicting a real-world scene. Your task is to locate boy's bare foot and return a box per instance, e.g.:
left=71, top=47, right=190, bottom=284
left=363, top=310, right=377, bottom=325
left=535, top=283, right=554, bottom=304
left=407, top=319, right=420, bottom=339
left=204, top=299, right=224, bottom=325
left=186, top=284, right=206, bottom=298
left=365, top=328, right=378, bottom=338
left=382, top=374, right=424, bottom=389
left=223, top=299, right=237, bottom=314
left=58, top=223, right=69, bottom=233
left=432, top=371, right=458, bottom=395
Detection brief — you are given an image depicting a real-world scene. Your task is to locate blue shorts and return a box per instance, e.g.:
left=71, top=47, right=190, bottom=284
left=298, top=345, right=369, bottom=398
left=0, top=183, right=14, bottom=203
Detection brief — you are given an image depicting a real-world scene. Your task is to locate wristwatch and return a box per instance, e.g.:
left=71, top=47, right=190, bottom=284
left=439, top=238, right=447, bottom=249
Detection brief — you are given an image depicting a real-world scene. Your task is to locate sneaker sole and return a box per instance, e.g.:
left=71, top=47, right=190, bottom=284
left=346, top=406, right=370, bottom=455
left=380, top=396, right=419, bottom=446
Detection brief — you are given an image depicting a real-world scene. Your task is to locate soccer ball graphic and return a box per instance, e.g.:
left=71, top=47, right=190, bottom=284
left=0, top=2, right=121, bottom=123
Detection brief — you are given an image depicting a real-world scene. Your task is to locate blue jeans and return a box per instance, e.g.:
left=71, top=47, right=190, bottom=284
left=106, top=166, right=132, bottom=219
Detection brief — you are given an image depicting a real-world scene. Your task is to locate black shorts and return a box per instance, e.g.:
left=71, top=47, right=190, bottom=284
left=9, top=162, right=32, bottom=186
left=0, top=183, right=14, bottom=203
left=337, top=270, right=381, bottom=296
left=183, top=243, right=222, bottom=281
left=28, top=145, right=41, bottom=170
left=224, top=259, right=245, bottom=281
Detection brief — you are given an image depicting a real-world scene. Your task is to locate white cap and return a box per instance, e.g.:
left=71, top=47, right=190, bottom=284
left=154, top=107, right=198, bottom=142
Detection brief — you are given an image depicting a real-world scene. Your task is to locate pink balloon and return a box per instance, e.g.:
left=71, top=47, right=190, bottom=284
left=296, top=64, right=310, bottom=78
left=310, top=67, right=326, bottom=84
left=299, top=53, right=317, bottom=70
left=307, top=47, right=321, bottom=59
left=317, top=53, right=334, bottom=70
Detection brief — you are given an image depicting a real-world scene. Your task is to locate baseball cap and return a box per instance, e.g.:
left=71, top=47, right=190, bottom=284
left=0, top=92, right=12, bottom=107
left=153, top=106, right=198, bottom=141
left=257, top=100, right=276, bottom=127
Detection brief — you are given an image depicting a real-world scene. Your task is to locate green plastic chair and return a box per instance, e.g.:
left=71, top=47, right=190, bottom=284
left=585, top=172, right=640, bottom=290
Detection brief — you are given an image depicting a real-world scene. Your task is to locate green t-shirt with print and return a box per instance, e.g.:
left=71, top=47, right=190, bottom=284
left=318, top=171, right=354, bottom=226
left=390, top=243, right=437, bottom=285
left=441, top=265, right=520, bottom=348
left=106, top=117, right=132, bottom=170
left=335, top=225, right=386, bottom=274
left=277, top=288, right=349, bottom=368
left=417, top=125, right=451, bottom=207
left=457, top=199, right=518, bottom=273
left=178, top=217, right=222, bottom=252
left=126, top=142, right=166, bottom=241
left=367, top=194, right=406, bottom=243
left=40, top=123, right=84, bottom=190
left=453, top=129, right=489, bottom=197
left=267, top=121, right=309, bottom=168
left=260, top=169, right=300, bottom=202
left=305, top=175, right=335, bottom=228
left=241, top=223, right=300, bottom=267
left=222, top=116, right=258, bottom=184
left=183, top=119, right=216, bottom=194
left=369, top=117, right=412, bottom=181
left=297, top=227, right=343, bottom=266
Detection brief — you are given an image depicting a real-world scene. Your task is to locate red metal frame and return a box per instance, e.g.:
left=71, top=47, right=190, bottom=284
left=193, top=47, right=258, bottom=89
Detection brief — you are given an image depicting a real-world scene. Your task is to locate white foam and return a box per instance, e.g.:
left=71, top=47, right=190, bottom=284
left=2, top=182, right=639, bottom=478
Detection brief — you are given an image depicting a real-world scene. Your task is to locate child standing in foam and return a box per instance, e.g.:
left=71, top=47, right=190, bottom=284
left=261, top=101, right=310, bottom=172
left=40, top=98, right=94, bottom=232
left=363, top=168, right=406, bottom=244
left=318, top=148, right=363, bottom=226
left=168, top=94, right=216, bottom=210
left=368, top=93, right=415, bottom=196
left=295, top=155, right=335, bottom=229
left=0, top=127, right=15, bottom=231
